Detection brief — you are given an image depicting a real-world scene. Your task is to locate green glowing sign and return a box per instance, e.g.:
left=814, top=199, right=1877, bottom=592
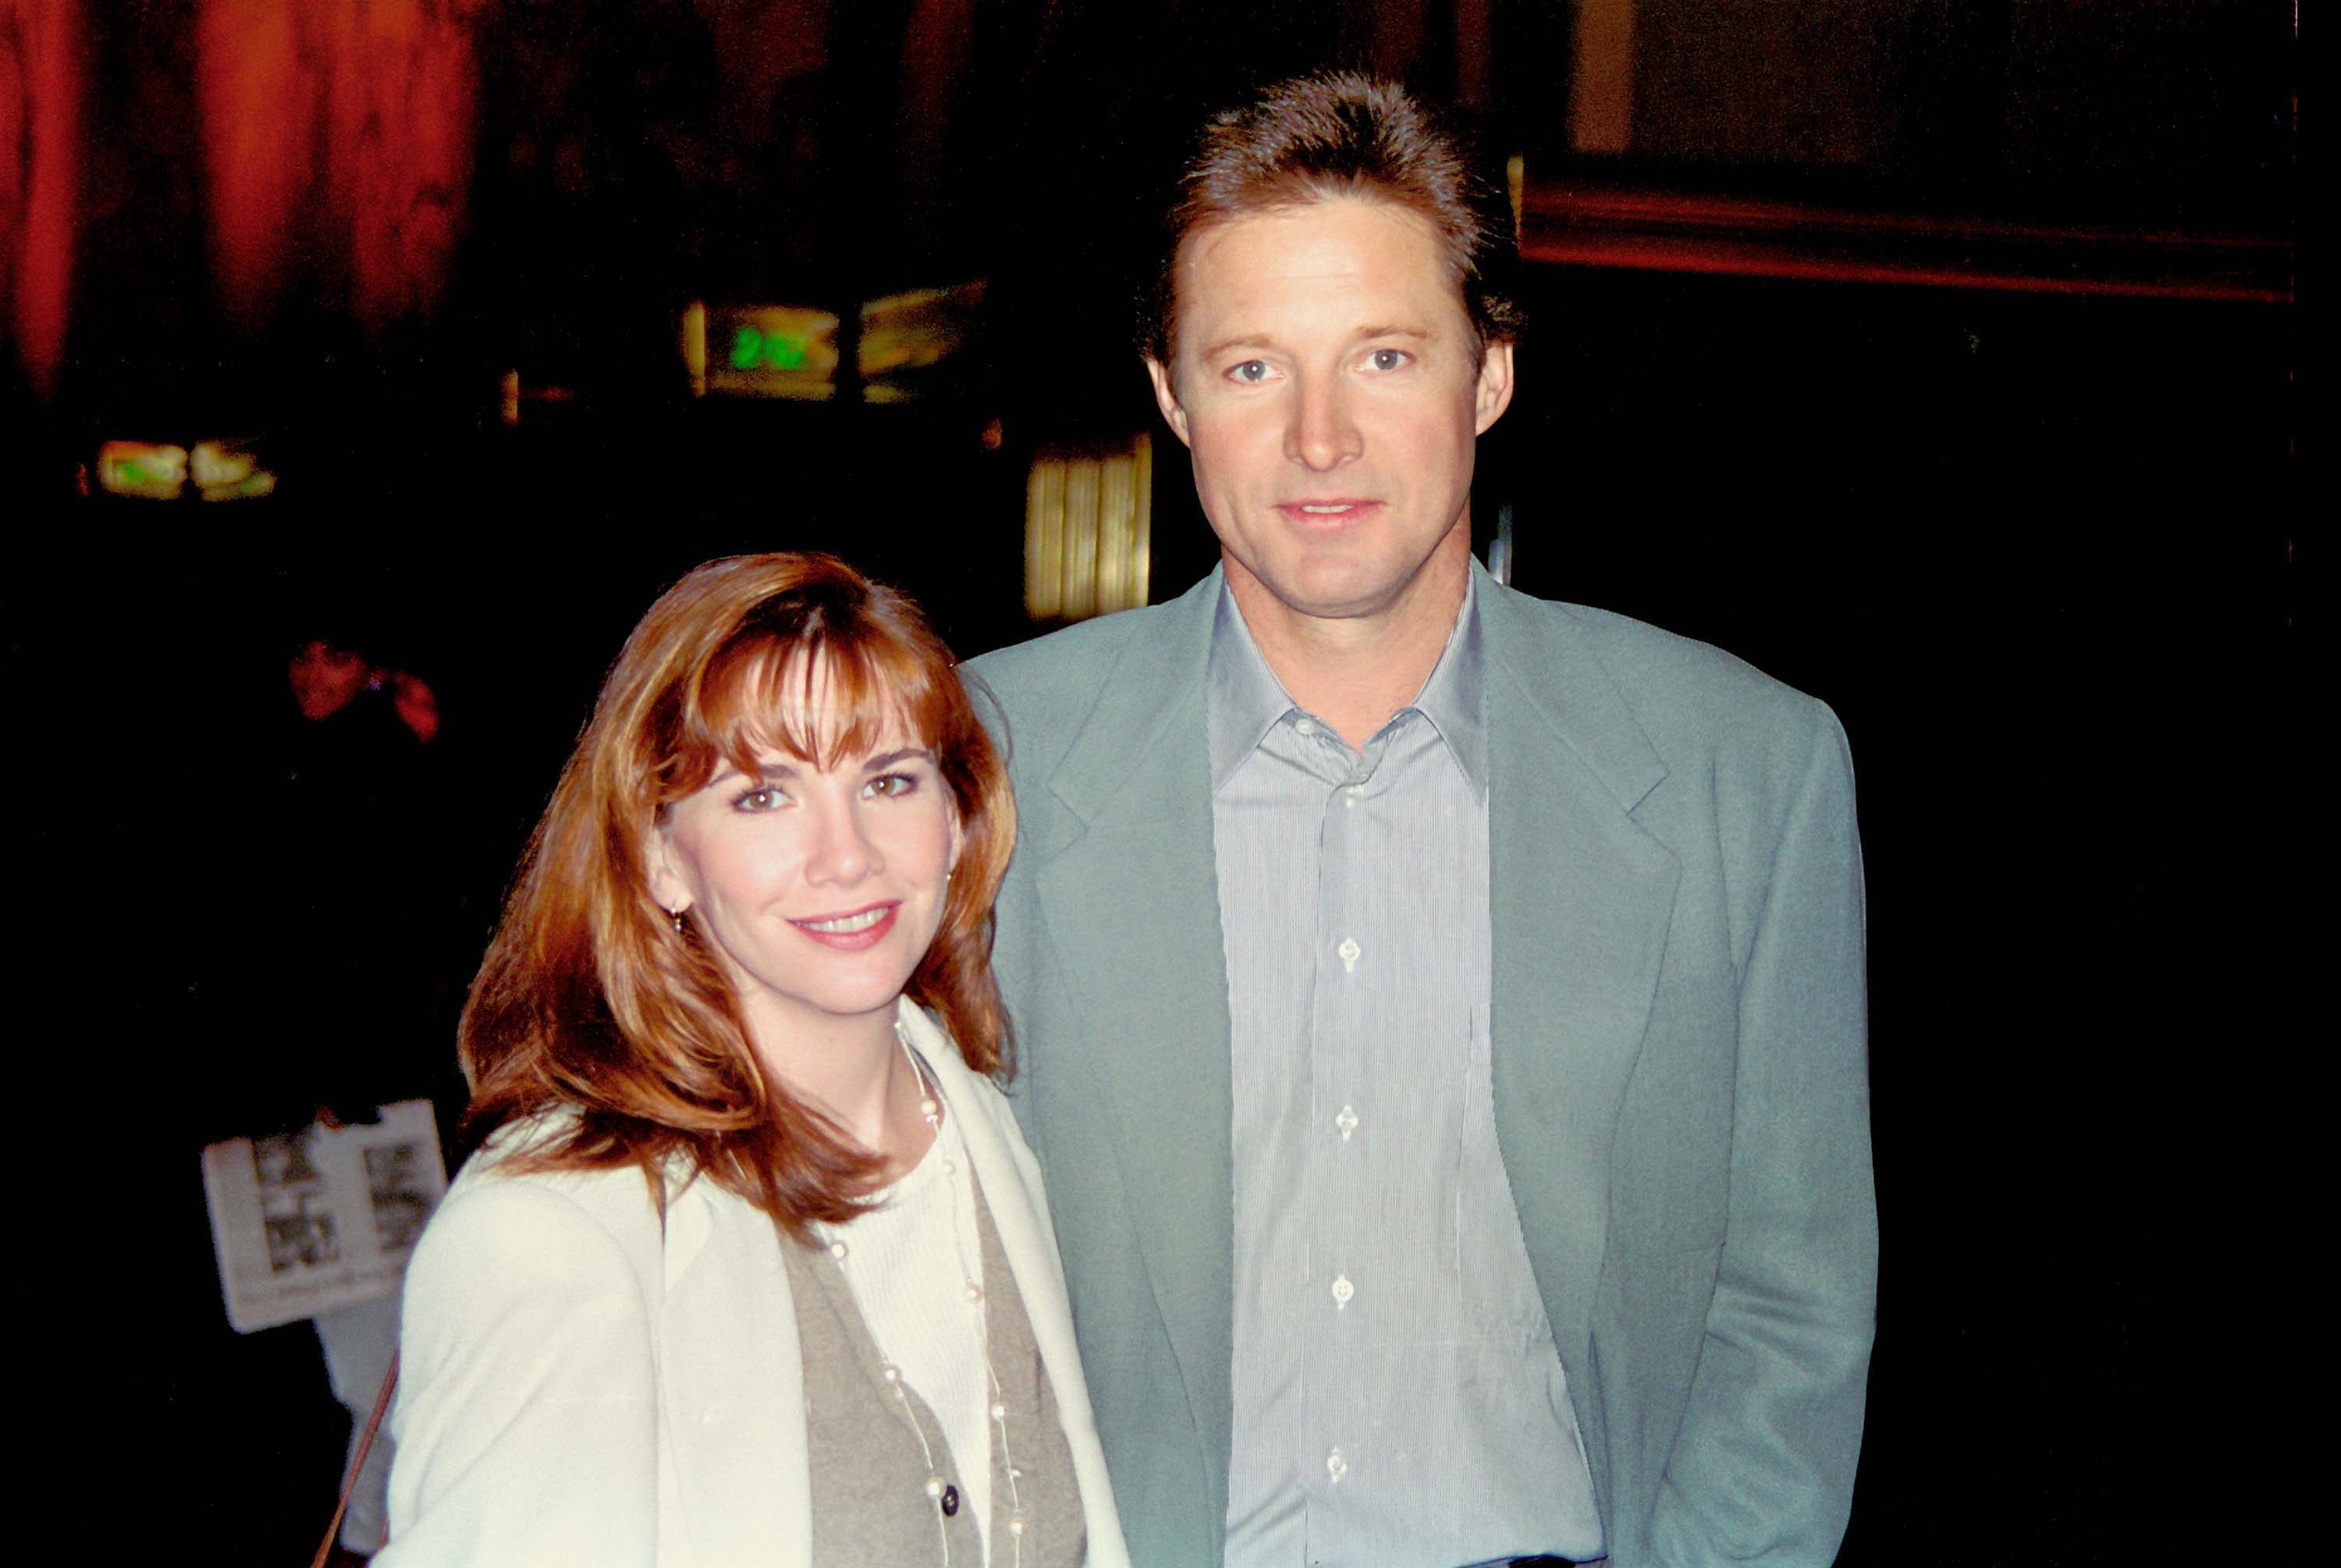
left=730, top=325, right=808, bottom=371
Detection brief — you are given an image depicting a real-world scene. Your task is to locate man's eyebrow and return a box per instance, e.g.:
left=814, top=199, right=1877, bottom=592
left=1196, top=335, right=1280, bottom=362
left=1195, top=326, right=1433, bottom=360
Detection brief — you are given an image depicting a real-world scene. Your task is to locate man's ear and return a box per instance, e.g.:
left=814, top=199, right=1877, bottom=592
left=1145, top=357, right=1193, bottom=447
left=1473, top=339, right=1516, bottom=435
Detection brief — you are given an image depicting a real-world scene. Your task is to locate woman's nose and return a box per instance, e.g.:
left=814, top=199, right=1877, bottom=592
left=805, top=800, right=882, bottom=885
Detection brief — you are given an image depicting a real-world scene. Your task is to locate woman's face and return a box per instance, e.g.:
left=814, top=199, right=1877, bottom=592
left=648, top=678, right=961, bottom=1055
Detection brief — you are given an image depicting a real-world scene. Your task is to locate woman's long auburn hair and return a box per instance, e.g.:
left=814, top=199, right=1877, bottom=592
left=458, top=553, right=1016, bottom=1241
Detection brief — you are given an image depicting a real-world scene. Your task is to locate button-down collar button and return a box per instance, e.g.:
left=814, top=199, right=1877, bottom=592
left=1293, top=717, right=1318, bottom=736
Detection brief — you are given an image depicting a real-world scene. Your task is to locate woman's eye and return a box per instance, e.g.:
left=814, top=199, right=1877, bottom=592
left=734, top=786, right=787, bottom=812
left=1229, top=360, right=1270, bottom=383
left=866, top=773, right=916, bottom=799
left=1367, top=349, right=1409, bottom=371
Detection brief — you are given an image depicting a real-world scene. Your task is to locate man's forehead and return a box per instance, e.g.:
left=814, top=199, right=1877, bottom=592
left=1170, top=196, right=1465, bottom=346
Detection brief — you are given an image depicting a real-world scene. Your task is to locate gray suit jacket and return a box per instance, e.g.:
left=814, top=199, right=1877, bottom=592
left=964, top=565, right=1876, bottom=1567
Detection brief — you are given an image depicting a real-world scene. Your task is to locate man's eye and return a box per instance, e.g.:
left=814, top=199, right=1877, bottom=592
left=1366, top=349, right=1409, bottom=371
left=1228, top=360, right=1270, bottom=383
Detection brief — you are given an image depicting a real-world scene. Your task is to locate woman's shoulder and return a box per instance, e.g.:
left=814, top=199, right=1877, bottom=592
left=424, top=1116, right=674, bottom=1282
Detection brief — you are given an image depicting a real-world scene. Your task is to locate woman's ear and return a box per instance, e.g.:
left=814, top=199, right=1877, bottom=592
left=644, top=819, right=691, bottom=919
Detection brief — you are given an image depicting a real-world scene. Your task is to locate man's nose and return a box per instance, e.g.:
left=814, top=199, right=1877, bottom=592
left=1285, top=374, right=1360, bottom=471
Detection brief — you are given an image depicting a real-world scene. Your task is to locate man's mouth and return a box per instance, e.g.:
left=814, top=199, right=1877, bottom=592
left=1280, top=498, right=1379, bottom=520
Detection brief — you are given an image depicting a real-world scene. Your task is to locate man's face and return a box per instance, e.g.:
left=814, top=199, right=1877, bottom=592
left=1148, top=196, right=1513, bottom=633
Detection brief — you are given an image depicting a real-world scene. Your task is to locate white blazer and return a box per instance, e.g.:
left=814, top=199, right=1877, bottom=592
left=380, top=1000, right=1131, bottom=1567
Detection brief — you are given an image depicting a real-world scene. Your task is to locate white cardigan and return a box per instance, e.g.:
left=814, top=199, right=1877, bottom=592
left=380, top=1000, right=1131, bottom=1567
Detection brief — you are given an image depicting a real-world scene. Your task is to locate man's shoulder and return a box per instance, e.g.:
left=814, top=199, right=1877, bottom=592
left=964, top=596, right=1188, bottom=696
left=959, top=587, right=1210, bottom=766
left=964, top=608, right=1134, bottom=690
left=1491, top=585, right=1845, bottom=761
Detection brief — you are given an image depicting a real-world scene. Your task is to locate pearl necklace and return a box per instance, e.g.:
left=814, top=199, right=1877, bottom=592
left=819, top=1020, right=1028, bottom=1566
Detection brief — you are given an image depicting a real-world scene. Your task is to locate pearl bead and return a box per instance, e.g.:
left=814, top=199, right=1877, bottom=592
left=1008, top=1511, right=1027, bottom=1537
left=990, top=1401, right=1008, bottom=1421
left=881, top=1363, right=901, bottom=1383
left=919, top=1098, right=938, bottom=1118
left=924, top=1476, right=943, bottom=1499
left=964, top=1282, right=983, bottom=1304
left=828, top=1240, right=847, bottom=1261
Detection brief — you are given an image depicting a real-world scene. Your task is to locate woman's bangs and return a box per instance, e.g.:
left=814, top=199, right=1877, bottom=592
left=695, top=631, right=945, bottom=780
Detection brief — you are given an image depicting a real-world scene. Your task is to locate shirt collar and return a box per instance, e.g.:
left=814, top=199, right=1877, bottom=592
left=1204, top=568, right=1488, bottom=800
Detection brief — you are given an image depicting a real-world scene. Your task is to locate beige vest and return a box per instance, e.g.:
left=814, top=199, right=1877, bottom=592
left=785, top=1172, right=1085, bottom=1566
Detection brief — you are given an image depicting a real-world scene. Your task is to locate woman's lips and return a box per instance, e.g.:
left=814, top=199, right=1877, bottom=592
left=788, top=902, right=901, bottom=949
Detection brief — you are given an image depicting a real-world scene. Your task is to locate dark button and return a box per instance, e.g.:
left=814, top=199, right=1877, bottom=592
left=940, top=1483, right=959, bottom=1517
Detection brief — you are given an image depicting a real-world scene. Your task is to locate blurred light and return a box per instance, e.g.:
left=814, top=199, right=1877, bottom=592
left=860, top=280, right=986, bottom=402
left=3, top=0, right=80, bottom=396
left=686, top=303, right=840, bottom=399
left=191, top=438, right=276, bottom=501
left=198, top=1, right=474, bottom=327
left=97, top=442, right=190, bottom=501
left=1025, top=435, right=1152, bottom=622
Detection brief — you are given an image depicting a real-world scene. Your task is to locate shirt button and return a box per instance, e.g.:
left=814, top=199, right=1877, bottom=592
left=1330, top=1273, right=1355, bottom=1307
left=1334, top=1105, right=1359, bottom=1141
left=1326, top=1447, right=1348, bottom=1482
left=1337, top=936, right=1361, bottom=972
left=1294, top=718, right=1318, bottom=736
left=1342, top=783, right=1364, bottom=807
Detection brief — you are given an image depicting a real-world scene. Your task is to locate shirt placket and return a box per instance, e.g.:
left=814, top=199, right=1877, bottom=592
left=1305, top=721, right=1385, bottom=1519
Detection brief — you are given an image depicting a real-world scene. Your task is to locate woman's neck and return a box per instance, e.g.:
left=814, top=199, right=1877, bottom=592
left=751, top=1009, right=936, bottom=1180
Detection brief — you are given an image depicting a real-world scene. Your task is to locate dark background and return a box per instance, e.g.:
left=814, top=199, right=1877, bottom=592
left=5, top=2, right=2296, bottom=1561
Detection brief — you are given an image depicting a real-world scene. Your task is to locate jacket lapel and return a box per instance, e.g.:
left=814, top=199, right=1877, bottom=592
left=1481, top=580, right=1681, bottom=1395
left=659, top=1174, right=814, bottom=1566
left=914, top=1004, right=1134, bottom=1568
left=1022, top=576, right=1234, bottom=1473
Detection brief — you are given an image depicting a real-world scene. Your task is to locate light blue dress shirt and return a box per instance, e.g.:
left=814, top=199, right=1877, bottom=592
left=1208, top=578, right=1604, bottom=1568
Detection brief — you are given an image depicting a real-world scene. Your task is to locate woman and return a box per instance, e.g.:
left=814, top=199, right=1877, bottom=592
left=380, top=555, right=1128, bottom=1567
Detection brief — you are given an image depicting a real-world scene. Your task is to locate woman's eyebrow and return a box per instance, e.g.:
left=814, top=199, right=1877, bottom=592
left=709, top=758, right=802, bottom=786
left=863, top=747, right=936, bottom=772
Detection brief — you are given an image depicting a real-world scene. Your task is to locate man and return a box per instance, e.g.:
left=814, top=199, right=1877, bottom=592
left=967, top=73, right=1875, bottom=1567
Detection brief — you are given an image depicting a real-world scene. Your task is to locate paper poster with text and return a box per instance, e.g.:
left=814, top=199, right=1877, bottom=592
left=202, top=1100, right=448, bottom=1334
